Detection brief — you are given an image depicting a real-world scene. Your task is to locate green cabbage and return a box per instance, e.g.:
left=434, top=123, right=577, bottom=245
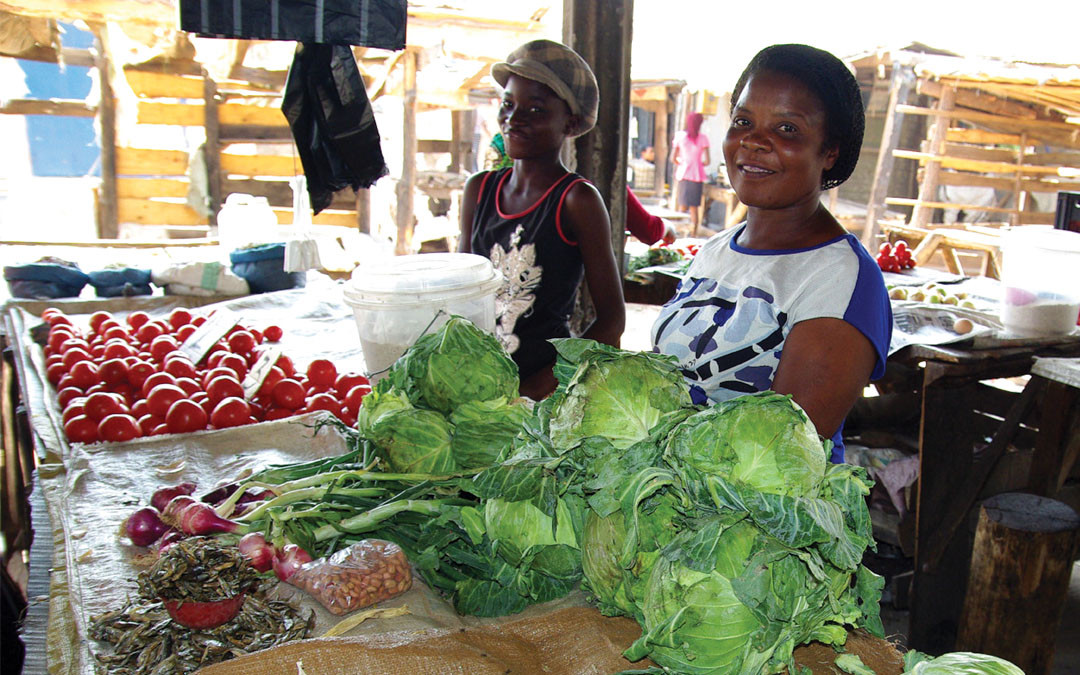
left=450, top=398, right=529, bottom=469
left=547, top=339, right=692, bottom=450
left=354, top=378, right=413, bottom=435
left=665, top=391, right=827, bottom=498
left=369, top=407, right=456, bottom=474
left=390, top=316, right=519, bottom=413
left=483, top=496, right=580, bottom=579
left=904, top=652, right=1025, bottom=674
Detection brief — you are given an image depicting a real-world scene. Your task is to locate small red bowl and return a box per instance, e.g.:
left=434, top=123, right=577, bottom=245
left=163, top=593, right=245, bottom=629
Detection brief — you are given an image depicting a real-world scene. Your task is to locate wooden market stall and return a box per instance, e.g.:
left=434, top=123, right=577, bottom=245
left=854, top=48, right=1080, bottom=276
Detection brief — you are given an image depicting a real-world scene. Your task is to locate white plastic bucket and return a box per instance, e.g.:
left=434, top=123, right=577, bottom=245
left=1000, top=227, right=1080, bottom=337
left=343, top=253, right=503, bottom=376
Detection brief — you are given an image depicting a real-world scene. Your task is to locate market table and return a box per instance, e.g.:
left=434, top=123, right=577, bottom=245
left=4, top=286, right=908, bottom=675
left=882, top=335, right=1080, bottom=654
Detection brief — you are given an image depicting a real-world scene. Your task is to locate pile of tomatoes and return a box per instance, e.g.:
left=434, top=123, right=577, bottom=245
left=42, top=307, right=371, bottom=445
left=876, top=240, right=916, bottom=273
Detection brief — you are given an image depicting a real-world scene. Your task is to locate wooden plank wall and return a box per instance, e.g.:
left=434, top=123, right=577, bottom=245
left=119, top=61, right=365, bottom=233
left=885, top=77, right=1080, bottom=228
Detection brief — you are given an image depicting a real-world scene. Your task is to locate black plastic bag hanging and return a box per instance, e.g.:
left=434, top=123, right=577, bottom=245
left=281, top=43, right=389, bottom=214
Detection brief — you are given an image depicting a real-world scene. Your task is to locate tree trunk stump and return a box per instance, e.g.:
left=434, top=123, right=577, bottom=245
left=956, top=492, right=1080, bottom=675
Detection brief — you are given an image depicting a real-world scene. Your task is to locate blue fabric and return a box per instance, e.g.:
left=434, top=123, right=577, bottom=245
left=230, top=243, right=305, bottom=293
left=4, top=263, right=89, bottom=298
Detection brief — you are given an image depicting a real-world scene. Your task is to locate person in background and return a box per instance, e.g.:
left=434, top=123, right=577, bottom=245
left=651, top=43, right=892, bottom=463
left=670, top=111, right=711, bottom=233
left=459, top=39, right=625, bottom=400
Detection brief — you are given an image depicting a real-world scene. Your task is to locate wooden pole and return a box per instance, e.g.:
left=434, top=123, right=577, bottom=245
left=910, top=82, right=955, bottom=228
left=395, top=48, right=418, bottom=255
left=956, top=493, right=1080, bottom=675
left=90, top=22, right=118, bottom=238
left=1012, top=132, right=1027, bottom=227
left=563, top=0, right=632, bottom=273
left=861, top=63, right=915, bottom=249
left=654, top=95, right=669, bottom=198
left=355, top=189, right=371, bottom=234
left=203, top=74, right=222, bottom=229
left=450, top=109, right=477, bottom=174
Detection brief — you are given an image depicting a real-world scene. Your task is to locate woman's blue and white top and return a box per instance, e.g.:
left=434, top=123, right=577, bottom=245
left=651, top=225, right=892, bottom=461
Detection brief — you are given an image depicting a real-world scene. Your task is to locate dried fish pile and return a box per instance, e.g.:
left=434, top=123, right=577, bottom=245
left=90, top=537, right=313, bottom=674
left=89, top=588, right=312, bottom=674
left=138, top=537, right=258, bottom=603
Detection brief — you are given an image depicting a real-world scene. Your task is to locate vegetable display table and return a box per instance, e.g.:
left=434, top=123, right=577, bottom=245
left=883, top=338, right=1080, bottom=655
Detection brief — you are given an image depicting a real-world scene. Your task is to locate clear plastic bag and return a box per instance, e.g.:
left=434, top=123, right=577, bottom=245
left=285, top=539, right=411, bottom=615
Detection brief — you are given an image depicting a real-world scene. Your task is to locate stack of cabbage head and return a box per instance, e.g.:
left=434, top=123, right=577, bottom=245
left=356, top=316, right=527, bottom=473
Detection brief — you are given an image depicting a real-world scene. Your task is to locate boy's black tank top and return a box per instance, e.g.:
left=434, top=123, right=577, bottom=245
left=471, top=168, right=587, bottom=379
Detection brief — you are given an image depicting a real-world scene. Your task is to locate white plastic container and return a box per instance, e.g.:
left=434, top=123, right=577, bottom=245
left=999, top=227, right=1080, bottom=337
left=343, top=253, right=503, bottom=376
left=217, top=193, right=280, bottom=255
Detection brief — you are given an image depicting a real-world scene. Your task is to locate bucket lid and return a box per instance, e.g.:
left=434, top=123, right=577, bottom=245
left=1003, top=226, right=1080, bottom=254
left=343, top=253, right=502, bottom=307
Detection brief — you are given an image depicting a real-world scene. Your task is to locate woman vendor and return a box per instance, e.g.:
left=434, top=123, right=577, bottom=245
left=652, top=44, right=892, bottom=462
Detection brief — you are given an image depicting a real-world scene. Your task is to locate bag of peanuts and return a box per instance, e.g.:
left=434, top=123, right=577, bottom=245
left=285, top=539, right=412, bottom=615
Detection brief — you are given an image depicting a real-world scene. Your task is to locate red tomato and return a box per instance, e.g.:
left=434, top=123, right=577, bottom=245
left=271, top=378, right=305, bottom=410
left=84, top=392, right=126, bottom=421
left=147, top=384, right=187, bottom=418
left=57, top=386, right=85, bottom=409
left=211, top=397, right=251, bottom=429
left=341, top=409, right=357, bottom=428
left=46, top=362, right=67, bottom=387
left=64, top=415, right=99, bottom=443
left=126, top=311, right=150, bottom=330
left=97, top=358, right=127, bottom=386
left=344, top=384, right=373, bottom=413
left=274, top=354, right=295, bottom=377
left=176, top=324, right=197, bottom=342
left=67, top=360, right=100, bottom=389
left=61, top=347, right=91, bottom=369
left=262, top=325, right=283, bottom=342
left=250, top=328, right=263, bottom=344
left=306, top=360, right=337, bottom=389
left=138, top=413, right=163, bottom=436
left=127, top=360, right=156, bottom=390
left=227, top=330, right=256, bottom=354
left=217, top=353, right=248, bottom=379
left=166, top=398, right=208, bottom=433
left=62, top=399, right=87, bottom=424
left=46, top=313, right=73, bottom=328
left=257, top=366, right=286, bottom=397
left=174, top=377, right=202, bottom=397
left=201, top=367, right=240, bottom=389
left=163, top=357, right=197, bottom=380
left=305, top=392, right=342, bottom=418
left=103, top=340, right=135, bottom=360
left=96, top=319, right=122, bottom=336
left=88, top=311, right=113, bottom=334
left=136, top=322, right=164, bottom=344
left=41, top=308, right=62, bottom=321
left=90, top=345, right=106, bottom=360
left=264, top=407, right=294, bottom=421
left=206, top=376, right=246, bottom=405
left=56, top=374, right=79, bottom=393
left=335, top=373, right=370, bottom=396
left=149, top=334, right=180, bottom=362
left=168, top=308, right=193, bottom=331
left=102, top=326, right=130, bottom=343
left=142, top=372, right=178, bottom=398
left=131, top=399, right=150, bottom=419
left=98, top=414, right=141, bottom=443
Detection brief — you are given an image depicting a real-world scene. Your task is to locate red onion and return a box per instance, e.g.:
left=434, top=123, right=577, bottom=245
left=151, top=482, right=197, bottom=513
left=237, top=532, right=275, bottom=572
left=155, top=528, right=184, bottom=554
left=199, top=482, right=239, bottom=506
left=162, top=495, right=197, bottom=526
left=177, top=501, right=242, bottom=536
left=124, top=507, right=169, bottom=547
left=272, top=543, right=313, bottom=582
